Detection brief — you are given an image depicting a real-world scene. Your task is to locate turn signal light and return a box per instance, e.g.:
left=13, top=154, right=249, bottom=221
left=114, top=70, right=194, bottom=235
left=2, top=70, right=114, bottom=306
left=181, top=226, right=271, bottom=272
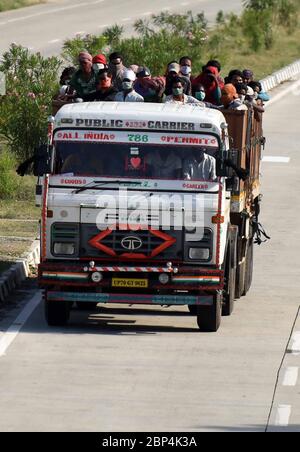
left=47, top=209, right=54, bottom=218
left=212, top=214, right=225, bottom=224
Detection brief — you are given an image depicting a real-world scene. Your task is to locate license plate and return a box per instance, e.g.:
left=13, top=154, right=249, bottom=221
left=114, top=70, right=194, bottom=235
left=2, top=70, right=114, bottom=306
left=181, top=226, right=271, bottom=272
left=112, top=278, right=148, bottom=289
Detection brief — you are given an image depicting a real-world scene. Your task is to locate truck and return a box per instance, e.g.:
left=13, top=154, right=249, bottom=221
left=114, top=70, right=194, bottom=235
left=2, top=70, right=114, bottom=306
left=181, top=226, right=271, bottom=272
left=34, top=102, right=264, bottom=332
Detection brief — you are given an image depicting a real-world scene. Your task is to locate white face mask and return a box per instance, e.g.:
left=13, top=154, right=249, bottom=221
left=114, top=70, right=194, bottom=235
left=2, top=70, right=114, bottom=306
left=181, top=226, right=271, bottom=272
left=180, top=65, right=192, bottom=76
left=122, top=81, right=133, bottom=91
left=239, top=95, right=246, bottom=103
left=254, top=92, right=258, bottom=100
left=93, top=63, right=105, bottom=72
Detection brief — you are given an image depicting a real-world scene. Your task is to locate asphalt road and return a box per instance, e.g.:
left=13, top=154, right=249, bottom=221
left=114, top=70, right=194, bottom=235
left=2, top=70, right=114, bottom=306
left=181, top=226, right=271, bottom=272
left=0, top=79, right=299, bottom=432
left=0, top=0, right=243, bottom=57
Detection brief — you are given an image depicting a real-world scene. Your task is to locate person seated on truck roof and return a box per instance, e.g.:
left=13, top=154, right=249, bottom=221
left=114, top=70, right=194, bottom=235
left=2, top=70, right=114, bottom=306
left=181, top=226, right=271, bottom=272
left=192, top=66, right=223, bottom=105
left=242, top=69, right=254, bottom=86
left=192, top=83, right=221, bottom=110
left=92, top=54, right=108, bottom=75
left=82, top=70, right=118, bottom=102
left=108, top=52, right=128, bottom=91
left=179, top=56, right=193, bottom=81
left=134, top=67, right=166, bottom=103
left=235, top=82, right=248, bottom=104
left=204, top=60, right=224, bottom=85
left=69, top=52, right=98, bottom=99
left=220, top=84, right=248, bottom=111
left=224, top=69, right=244, bottom=86
left=164, top=62, right=191, bottom=96
left=146, top=149, right=182, bottom=179
left=52, top=67, right=77, bottom=115
left=164, top=77, right=205, bottom=106
left=244, top=86, right=265, bottom=120
left=248, top=80, right=270, bottom=103
left=183, top=149, right=217, bottom=182
left=114, top=69, right=144, bottom=102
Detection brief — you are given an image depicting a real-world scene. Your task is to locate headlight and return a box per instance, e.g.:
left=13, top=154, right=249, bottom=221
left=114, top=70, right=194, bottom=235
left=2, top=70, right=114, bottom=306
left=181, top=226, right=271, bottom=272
left=189, top=248, right=210, bottom=261
left=53, top=242, right=75, bottom=255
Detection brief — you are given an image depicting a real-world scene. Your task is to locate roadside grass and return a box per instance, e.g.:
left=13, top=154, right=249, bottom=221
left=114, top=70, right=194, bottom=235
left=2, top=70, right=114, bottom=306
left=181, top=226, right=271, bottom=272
left=211, top=21, right=300, bottom=80
left=0, top=219, right=39, bottom=238
left=0, top=238, right=33, bottom=259
left=0, top=148, right=39, bottom=261
left=0, top=0, right=45, bottom=13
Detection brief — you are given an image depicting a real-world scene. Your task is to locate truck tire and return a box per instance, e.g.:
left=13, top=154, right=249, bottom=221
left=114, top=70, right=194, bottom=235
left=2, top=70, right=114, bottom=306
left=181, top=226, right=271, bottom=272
left=243, top=239, right=254, bottom=296
left=222, top=227, right=237, bottom=316
left=196, top=294, right=222, bottom=332
left=76, top=302, right=99, bottom=311
left=44, top=292, right=70, bottom=326
left=235, top=238, right=246, bottom=300
left=188, top=305, right=198, bottom=315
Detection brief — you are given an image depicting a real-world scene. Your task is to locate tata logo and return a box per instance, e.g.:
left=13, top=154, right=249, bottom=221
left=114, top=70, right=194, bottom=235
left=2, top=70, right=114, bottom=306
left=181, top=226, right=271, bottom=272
left=121, top=236, right=143, bottom=251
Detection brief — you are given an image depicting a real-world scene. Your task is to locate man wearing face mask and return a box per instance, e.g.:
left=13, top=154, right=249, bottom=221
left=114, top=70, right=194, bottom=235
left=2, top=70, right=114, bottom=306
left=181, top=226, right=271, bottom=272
left=164, top=78, right=205, bottom=105
left=114, top=69, right=144, bottom=102
left=82, top=70, right=118, bottom=102
left=179, top=56, right=192, bottom=79
left=108, top=52, right=128, bottom=91
left=192, top=83, right=221, bottom=109
left=92, top=54, right=108, bottom=74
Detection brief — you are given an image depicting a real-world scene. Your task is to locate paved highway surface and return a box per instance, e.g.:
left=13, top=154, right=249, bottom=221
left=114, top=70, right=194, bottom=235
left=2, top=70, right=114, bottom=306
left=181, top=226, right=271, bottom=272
left=0, top=79, right=299, bottom=432
left=0, top=0, right=243, bottom=57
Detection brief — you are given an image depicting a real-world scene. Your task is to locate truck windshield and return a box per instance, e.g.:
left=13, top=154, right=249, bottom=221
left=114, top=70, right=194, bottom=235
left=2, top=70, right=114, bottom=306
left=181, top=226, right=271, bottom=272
left=54, top=140, right=219, bottom=182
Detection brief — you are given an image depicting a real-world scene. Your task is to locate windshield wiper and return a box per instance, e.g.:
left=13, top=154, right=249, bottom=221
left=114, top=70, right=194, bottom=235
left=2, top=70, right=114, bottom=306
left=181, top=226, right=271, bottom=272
left=73, top=180, right=142, bottom=194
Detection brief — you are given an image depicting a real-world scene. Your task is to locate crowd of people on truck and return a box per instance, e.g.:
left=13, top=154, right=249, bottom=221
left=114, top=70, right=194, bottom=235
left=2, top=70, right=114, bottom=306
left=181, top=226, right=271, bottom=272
left=53, top=51, right=270, bottom=116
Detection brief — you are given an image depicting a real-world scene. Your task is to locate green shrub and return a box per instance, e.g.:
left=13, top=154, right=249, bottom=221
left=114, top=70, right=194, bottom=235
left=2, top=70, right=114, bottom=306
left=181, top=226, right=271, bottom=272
left=0, top=147, right=18, bottom=199
left=0, top=45, right=61, bottom=161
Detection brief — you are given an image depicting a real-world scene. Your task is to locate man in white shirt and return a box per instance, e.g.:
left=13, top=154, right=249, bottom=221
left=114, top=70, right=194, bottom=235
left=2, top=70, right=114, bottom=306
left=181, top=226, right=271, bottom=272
left=114, top=69, right=144, bottom=103
left=183, top=149, right=217, bottom=181
left=164, top=77, right=205, bottom=106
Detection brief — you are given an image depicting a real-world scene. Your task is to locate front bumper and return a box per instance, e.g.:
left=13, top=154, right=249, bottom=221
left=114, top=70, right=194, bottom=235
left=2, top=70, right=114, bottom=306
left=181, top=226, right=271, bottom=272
left=39, top=261, right=224, bottom=292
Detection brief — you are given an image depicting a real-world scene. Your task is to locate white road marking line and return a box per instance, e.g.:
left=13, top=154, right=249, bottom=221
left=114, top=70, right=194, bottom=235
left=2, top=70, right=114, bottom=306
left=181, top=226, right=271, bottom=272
left=275, top=405, right=292, bottom=427
left=282, top=367, right=299, bottom=386
left=0, top=292, right=41, bottom=358
left=0, top=1, right=105, bottom=26
left=290, top=332, right=300, bottom=355
left=141, top=12, right=152, bottom=17
left=121, top=18, right=132, bottom=22
left=49, top=39, right=61, bottom=44
left=262, top=156, right=290, bottom=163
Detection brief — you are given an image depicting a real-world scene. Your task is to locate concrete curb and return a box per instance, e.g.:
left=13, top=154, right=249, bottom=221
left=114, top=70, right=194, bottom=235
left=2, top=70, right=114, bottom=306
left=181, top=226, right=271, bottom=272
left=0, top=240, right=40, bottom=304
left=260, top=59, right=300, bottom=92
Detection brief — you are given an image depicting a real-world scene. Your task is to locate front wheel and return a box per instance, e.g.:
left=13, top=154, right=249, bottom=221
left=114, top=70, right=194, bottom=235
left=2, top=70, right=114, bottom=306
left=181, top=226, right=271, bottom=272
left=44, top=291, right=70, bottom=326
left=196, top=294, right=222, bottom=332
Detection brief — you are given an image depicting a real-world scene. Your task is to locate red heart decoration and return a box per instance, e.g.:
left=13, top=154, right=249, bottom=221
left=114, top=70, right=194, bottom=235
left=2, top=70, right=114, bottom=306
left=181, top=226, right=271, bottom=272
left=130, top=157, right=142, bottom=169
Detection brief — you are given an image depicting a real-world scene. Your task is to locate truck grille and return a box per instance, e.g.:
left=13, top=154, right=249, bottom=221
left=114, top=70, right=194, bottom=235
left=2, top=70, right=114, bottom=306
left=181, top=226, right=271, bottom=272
left=81, top=225, right=182, bottom=260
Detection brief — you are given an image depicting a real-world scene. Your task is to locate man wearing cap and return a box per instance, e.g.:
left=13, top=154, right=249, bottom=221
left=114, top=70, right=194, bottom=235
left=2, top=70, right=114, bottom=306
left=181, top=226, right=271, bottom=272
left=242, top=69, right=254, bottom=86
left=92, top=54, right=108, bottom=74
left=220, top=84, right=248, bottom=110
left=69, top=52, right=98, bottom=98
left=134, top=66, right=165, bottom=103
left=165, top=62, right=191, bottom=96
left=114, top=69, right=144, bottom=102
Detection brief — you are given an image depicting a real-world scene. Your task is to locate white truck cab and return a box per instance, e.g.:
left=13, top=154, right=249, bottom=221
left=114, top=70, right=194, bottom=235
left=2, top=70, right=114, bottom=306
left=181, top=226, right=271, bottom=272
left=36, top=102, right=263, bottom=331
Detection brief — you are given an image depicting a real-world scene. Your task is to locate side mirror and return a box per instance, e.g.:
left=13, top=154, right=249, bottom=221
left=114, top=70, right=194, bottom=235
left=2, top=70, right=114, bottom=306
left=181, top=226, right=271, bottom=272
left=33, top=144, right=52, bottom=177
left=216, top=149, right=239, bottom=178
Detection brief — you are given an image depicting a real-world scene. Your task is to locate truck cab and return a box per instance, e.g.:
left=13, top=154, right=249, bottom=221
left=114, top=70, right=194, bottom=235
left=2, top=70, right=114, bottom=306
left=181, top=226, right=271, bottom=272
left=37, top=102, right=263, bottom=331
